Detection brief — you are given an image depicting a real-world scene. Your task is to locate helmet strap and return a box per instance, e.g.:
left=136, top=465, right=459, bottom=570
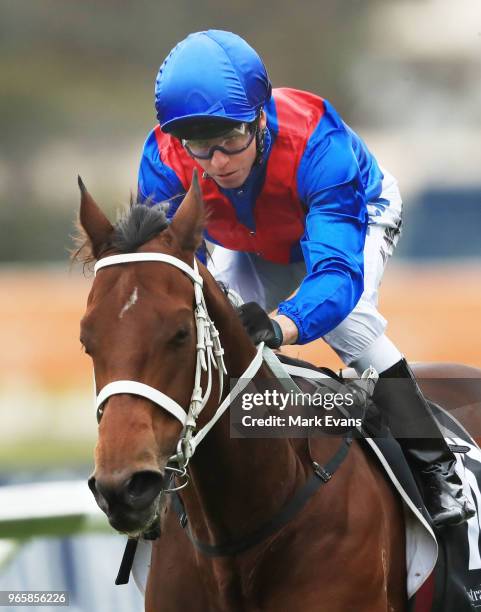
left=254, top=111, right=267, bottom=165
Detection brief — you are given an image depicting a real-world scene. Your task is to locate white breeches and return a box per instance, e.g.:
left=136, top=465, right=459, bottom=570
left=207, top=169, right=404, bottom=369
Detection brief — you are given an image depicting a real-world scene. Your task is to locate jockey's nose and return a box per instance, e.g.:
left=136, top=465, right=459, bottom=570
left=209, top=149, right=230, bottom=169
left=88, top=469, right=164, bottom=515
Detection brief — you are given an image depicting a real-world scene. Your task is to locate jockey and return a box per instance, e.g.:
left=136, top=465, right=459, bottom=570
left=137, top=29, right=474, bottom=527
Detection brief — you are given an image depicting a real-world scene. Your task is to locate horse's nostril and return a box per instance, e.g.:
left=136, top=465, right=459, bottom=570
left=87, top=475, right=97, bottom=495
left=88, top=475, right=113, bottom=515
left=88, top=470, right=164, bottom=517
left=125, top=470, right=164, bottom=509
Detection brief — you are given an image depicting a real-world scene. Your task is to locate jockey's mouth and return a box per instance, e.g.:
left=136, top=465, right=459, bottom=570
left=216, top=170, right=238, bottom=178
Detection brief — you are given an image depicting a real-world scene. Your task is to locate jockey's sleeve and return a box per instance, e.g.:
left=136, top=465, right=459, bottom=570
left=137, top=129, right=207, bottom=263
left=137, top=129, right=186, bottom=213
left=277, top=126, right=368, bottom=345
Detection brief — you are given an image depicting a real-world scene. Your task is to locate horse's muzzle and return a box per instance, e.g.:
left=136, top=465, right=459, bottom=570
left=88, top=469, right=164, bottom=533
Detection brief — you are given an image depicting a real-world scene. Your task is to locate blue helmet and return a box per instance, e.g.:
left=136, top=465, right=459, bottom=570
left=155, top=30, right=272, bottom=134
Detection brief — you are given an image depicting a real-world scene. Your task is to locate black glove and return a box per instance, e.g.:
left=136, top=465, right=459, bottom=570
left=236, top=302, right=283, bottom=349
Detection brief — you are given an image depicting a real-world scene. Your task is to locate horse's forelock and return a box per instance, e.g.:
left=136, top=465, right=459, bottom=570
left=112, top=204, right=169, bottom=254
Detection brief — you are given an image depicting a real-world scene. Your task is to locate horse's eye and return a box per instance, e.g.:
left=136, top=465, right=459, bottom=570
left=170, top=327, right=190, bottom=345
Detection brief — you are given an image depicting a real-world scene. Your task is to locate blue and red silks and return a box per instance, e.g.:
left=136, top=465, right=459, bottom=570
left=138, top=88, right=383, bottom=343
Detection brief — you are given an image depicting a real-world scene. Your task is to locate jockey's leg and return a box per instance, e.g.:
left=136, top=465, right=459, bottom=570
left=373, top=357, right=476, bottom=527
left=324, top=212, right=475, bottom=527
left=207, top=243, right=306, bottom=312
left=334, top=320, right=476, bottom=526
left=207, top=244, right=267, bottom=306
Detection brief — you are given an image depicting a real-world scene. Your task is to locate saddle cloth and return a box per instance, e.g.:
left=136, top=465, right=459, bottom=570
left=130, top=356, right=481, bottom=612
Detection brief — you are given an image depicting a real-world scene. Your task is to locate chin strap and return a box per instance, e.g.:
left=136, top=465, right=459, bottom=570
left=254, top=109, right=267, bottom=165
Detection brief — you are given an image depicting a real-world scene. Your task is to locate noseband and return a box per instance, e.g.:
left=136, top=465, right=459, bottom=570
left=93, top=253, right=265, bottom=472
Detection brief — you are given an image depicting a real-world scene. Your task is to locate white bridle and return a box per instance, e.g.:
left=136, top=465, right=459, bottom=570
left=93, top=253, right=265, bottom=468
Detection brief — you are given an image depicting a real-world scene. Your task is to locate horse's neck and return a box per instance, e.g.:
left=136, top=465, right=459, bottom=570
left=180, top=270, right=304, bottom=544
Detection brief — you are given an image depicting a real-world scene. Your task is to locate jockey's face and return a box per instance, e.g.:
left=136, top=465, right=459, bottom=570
left=189, top=112, right=266, bottom=189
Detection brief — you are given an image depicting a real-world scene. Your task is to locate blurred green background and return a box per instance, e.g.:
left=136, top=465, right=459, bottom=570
left=2, top=0, right=481, bottom=262
left=0, top=0, right=382, bottom=261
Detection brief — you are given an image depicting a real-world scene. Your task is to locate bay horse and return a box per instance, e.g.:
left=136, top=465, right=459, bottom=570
left=76, top=172, right=480, bottom=612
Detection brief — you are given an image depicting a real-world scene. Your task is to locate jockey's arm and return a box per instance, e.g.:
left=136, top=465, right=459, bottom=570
left=137, top=129, right=208, bottom=263
left=138, top=128, right=185, bottom=209
left=276, top=130, right=368, bottom=345
left=272, top=314, right=299, bottom=345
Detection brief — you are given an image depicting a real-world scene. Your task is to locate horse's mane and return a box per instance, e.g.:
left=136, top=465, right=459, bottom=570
left=72, top=201, right=169, bottom=267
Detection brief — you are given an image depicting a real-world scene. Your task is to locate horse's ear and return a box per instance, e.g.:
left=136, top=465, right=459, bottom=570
left=169, top=169, right=205, bottom=252
left=78, top=176, right=114, bottom=258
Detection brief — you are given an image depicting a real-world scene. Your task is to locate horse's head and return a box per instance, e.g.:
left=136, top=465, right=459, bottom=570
left=78, top=171, right=220, bottom=535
